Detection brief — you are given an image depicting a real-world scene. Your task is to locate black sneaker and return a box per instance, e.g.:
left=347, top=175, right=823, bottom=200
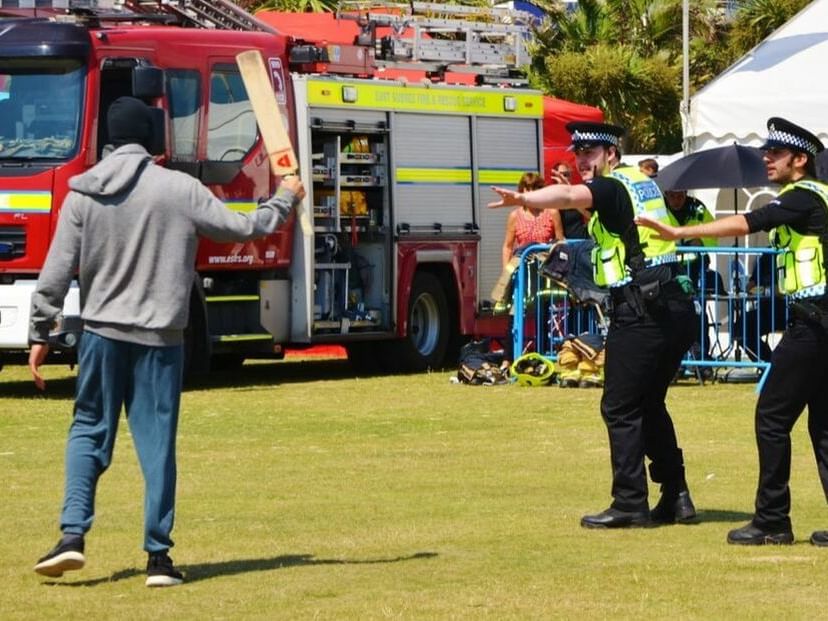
left=34, top=535, right=85, bottom=577
left=146, top=551, right=184, bottom=587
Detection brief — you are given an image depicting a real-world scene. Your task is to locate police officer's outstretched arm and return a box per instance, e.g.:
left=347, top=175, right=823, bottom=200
left=636, top=213, right=750, bottom=242
left=488, top=183, right=593, bottom=212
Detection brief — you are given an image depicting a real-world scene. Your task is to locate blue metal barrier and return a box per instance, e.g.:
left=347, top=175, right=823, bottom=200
left=511, top=241, right=604, bottom=357
left=511, top=243, right=786, bottom=383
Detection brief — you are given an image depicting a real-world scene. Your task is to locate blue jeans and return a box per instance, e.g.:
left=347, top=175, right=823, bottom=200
left=60, top=331, right=183, bottom=553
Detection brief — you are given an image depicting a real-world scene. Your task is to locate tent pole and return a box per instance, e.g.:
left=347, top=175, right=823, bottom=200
left=681, top=0, right=690, bottom=155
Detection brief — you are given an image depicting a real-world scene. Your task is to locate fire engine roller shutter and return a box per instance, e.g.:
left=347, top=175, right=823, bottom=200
left=392, top=113, right=473, bottom=228
left=476, top=117, right=541, bottom=302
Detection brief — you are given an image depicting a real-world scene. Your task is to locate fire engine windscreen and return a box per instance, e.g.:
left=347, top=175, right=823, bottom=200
left=0, top=58, right=84, bottom=160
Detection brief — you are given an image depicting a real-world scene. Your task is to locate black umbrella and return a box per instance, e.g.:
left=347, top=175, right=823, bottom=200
left=655, top=144, right=769, bottom=192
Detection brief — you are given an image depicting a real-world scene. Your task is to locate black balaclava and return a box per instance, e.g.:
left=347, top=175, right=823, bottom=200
left=107, top=96, right=152, bottom=150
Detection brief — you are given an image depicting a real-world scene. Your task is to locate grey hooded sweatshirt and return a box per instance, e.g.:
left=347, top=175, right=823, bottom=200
left=30, top=144, right=299, bottom=347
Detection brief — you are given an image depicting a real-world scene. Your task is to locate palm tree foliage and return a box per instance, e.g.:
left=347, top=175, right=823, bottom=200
left=528, top=0, right=812, bottom=152
left=729, top=0, right=812, bottom=56
left=241, top=0, right=337, bottom=11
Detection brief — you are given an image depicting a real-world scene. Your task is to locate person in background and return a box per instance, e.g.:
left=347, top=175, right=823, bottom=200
left=549, top=160, right=573, bottom=185
left=638, top=117, right=828, bottom=547
left=551, top=161, right=589, bottom=240
left=29, top=97, right=306, bottom=586
left=638, top=158, right=659, bottom=178
left=491, top=172, right=563, bottom=358
left=547, top=160, right=595, bottom=338
left=663, top=189, right=720, bottom=370
left=489, top=122, right=698, bottom=529
left=663, top=189, right=723, bottom=291
left=500, top=171, right=564, bottom=269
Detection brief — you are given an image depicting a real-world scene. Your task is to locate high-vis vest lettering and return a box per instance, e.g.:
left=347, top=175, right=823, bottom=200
left=587, top=166, right=679, bottom=287
left=770, top=179, right=828, bottom=298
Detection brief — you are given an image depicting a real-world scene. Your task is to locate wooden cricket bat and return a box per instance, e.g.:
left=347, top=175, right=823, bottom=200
left=236, top=49, right=310, bottom=236
left=236, top=49, right=299, bottom=176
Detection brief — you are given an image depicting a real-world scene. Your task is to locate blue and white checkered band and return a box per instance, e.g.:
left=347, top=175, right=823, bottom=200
left=767, top=126, right=818, bottom=156
left=571, top=130, right=619, bottom=147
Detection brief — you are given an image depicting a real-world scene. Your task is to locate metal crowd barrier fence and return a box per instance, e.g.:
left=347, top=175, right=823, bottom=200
left=511, top=242, right=786, bottom=384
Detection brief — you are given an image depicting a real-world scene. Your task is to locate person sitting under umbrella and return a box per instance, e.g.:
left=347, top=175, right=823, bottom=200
left=664, top=189, right=717, bottom=286
left=664, top=189, right=722, bottom=366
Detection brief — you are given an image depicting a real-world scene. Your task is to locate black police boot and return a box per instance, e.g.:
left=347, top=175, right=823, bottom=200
left=580, top=507, right=652, bottom=529
left=650, top=482, right=697, bottom=524
left=727, top=521, right=794, bottom=545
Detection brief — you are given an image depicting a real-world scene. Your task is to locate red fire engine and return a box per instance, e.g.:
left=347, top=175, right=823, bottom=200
left=0, top=0, right=591, bottom=373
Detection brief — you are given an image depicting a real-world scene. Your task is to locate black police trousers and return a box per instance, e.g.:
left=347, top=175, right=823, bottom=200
left=601, top=291, right=697, bottom=512
left=753, top=318, right=828, bottom=531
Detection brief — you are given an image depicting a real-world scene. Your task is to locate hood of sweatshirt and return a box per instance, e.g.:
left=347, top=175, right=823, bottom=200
left=68, top=144, right=152, bottom=197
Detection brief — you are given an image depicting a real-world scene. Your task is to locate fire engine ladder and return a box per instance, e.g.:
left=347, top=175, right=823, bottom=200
left=0, top=0, right=274, bottom=30
left=116, top=0, right=277, bottom=33
left=335, top=1, right=535, bottom=79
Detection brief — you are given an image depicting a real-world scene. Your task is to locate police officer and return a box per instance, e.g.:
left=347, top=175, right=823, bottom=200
left=638, top=117, right=828, bottom=545
left=489, top=122, right=698, bottom=528
left=663, top=189, right=717, bottom=288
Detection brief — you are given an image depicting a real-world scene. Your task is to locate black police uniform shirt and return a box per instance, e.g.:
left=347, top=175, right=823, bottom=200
left=561, top=208, right=588, bottom=239
left=583, top=175, right=674, bottom=284
left=584, top=176, right=633, bottom=232
left=744, top=186, right=827, bottom=237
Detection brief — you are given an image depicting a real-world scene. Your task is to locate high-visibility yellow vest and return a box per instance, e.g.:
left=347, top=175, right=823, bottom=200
left=680, top=198, right=716, bottom=246
left=770, top=179, right=828, bottom=298
left=587, top=166, right=679, bottom=287
left=673, top=197, right=716, bottom=266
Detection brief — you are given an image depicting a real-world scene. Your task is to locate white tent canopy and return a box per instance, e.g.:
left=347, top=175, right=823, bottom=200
left=682, top=0, right=828, bottom=218
left=686, top=0, right=828, bottom=152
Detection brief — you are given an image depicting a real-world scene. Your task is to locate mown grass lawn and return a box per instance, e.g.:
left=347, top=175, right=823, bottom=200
left=1, top=358, right=826, bottom=620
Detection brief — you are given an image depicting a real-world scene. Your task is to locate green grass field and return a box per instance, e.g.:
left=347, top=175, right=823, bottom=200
left=2, top=358, right=827, bottom=620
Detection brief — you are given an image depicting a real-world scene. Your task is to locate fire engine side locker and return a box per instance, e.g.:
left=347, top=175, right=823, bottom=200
left=292, top=74, right=394, bottom=342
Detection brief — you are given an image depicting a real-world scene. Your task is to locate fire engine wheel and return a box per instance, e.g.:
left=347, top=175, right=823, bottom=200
left=397, top=272, right=450, bottom=372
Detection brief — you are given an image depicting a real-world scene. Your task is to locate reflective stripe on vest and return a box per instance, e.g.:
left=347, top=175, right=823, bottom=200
left=587, top=166, right=679, bottom=287
left=770, top=179, right=828, bottom=297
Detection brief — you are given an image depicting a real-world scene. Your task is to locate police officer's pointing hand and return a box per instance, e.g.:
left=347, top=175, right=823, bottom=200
left=635, top=215, right=680, bottom=241
left=488, top=186, right=522, bottom=209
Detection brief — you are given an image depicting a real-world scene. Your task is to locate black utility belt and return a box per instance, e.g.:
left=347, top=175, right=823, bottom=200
left=610, top=278, right=685, bottom=306
left=609, top=278, right=690, bottom=320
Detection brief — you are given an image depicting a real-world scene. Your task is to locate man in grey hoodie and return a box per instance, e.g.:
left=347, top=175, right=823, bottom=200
left=30, top=96, right=305, bottom=586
